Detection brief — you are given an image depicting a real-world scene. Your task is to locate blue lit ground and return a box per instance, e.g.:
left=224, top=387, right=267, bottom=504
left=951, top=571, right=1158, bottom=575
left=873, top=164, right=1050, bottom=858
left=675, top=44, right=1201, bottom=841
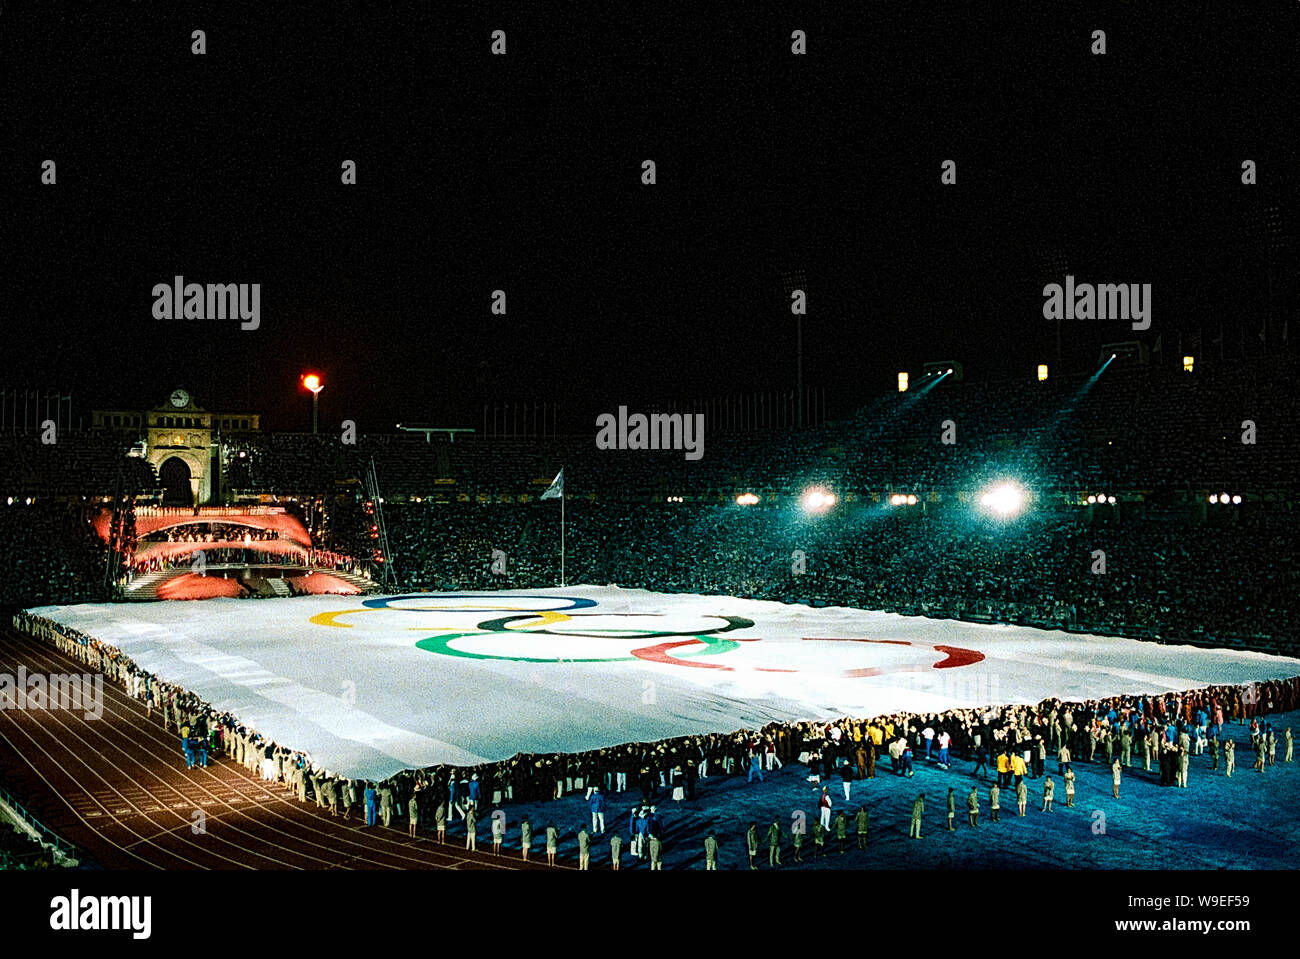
left=442, top=711, right=1300, bottom=870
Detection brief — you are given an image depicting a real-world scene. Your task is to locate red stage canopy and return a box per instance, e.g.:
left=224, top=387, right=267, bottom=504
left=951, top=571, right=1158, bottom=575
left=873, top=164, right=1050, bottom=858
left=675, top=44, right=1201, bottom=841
left=93, top=506, right=312, bottom=547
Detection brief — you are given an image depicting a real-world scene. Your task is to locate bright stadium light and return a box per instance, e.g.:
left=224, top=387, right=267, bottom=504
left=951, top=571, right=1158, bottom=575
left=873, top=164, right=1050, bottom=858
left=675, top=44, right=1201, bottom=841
left=1208, top=494, right=1218, bottom=504
left=979, top=482, right=1025, bottom=517
left=907, top=494, right=917, bottom=505
left=1107, top=495, right=1117, bottom=505
left=735, top=492, right=759, bottom=506
left=1232, top=495, right=1242, bottom=505
left=802, top=488, right=835, bottom=512
left=1220, top=492, right=1229, bottom=503
left=1087, top=495, right=1097, bottom=504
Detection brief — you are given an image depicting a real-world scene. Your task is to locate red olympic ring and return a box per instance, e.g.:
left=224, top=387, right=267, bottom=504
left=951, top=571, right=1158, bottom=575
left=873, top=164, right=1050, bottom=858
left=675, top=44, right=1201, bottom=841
left=630, top=636, right=984, bottom=677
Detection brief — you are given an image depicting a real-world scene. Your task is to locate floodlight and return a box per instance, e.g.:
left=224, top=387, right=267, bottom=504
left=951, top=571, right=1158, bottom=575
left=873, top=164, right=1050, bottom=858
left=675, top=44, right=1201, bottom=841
left=802, top=488, right=834, bottom=512
left=979, top=482, right=1024, bottom=517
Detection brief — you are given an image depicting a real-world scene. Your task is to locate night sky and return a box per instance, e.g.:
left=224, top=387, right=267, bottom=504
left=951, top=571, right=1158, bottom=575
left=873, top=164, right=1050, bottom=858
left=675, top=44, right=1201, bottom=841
left=4, top=2, right=1296, bottom=432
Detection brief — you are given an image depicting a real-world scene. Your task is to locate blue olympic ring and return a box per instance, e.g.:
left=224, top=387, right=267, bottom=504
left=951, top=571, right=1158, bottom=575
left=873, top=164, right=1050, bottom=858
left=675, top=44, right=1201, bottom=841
left=361, top=594, right=599, bottom=613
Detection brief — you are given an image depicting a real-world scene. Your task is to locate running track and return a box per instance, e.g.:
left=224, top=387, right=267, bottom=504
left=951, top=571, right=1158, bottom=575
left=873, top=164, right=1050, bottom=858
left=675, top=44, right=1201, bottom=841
left=0, top=627, right=561, bottom=870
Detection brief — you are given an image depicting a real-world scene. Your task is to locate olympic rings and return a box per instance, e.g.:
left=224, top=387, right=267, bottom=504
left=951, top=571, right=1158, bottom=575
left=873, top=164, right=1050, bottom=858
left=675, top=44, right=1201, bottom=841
left=314, top=593, right=985, bottom=678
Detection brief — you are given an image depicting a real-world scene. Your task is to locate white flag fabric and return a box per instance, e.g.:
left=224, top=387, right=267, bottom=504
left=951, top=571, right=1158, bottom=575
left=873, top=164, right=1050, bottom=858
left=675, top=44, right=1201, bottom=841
left=25, top=587, right=1300, bottom=779
left=540, top=468, right=563, bottom=500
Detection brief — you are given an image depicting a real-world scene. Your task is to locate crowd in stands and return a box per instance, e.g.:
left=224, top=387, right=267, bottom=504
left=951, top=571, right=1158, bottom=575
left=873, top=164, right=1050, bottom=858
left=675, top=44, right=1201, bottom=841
left=0, top=433, right=157, bottom=498
left=0, top=502, right=106, bottom=607
left=1, top=357, right=1297, bottom=645
left=4, top=358, right=1298, bottom=506
left=7, top=497, right=1291, bottom=654
left=353, top=501, right=1300, bottom=656
left=197, top=356, right=1300, bottom=501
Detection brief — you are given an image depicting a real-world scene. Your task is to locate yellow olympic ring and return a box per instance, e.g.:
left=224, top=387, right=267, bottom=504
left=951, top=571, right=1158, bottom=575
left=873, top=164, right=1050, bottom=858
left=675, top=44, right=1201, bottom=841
left=309, top=609, right=370, bottom=628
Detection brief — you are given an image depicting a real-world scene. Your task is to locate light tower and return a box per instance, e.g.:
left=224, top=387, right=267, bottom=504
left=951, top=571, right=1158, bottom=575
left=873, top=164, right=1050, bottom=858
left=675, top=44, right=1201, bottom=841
left=301, top=373, right=324, bottom=434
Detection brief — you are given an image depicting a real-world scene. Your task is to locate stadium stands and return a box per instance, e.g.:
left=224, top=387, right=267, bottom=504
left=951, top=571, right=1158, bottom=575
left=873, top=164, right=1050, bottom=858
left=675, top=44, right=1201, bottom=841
left=1, top=357, right=1297, bottom=655
left=0, top=501, right=108, bottom=607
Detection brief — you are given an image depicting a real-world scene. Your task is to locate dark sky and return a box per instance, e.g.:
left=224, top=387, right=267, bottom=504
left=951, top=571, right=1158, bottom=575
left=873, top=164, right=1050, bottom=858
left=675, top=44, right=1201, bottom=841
left=3, top=2, right=1296, bottom=431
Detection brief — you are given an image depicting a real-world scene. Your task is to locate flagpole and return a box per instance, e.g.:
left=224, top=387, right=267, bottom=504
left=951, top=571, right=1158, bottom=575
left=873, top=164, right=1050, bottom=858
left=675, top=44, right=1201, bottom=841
left=560, top=477, right=565, bottom=587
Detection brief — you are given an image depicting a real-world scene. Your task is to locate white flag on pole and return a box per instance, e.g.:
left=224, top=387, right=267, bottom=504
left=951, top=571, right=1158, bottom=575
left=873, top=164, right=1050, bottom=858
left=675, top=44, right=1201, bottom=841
left=540, top=468, right=564, bottom=500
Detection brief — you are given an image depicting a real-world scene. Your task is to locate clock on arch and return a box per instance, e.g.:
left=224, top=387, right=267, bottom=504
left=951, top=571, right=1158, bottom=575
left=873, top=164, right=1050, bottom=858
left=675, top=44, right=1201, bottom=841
left=169, top=389, right=190, bottom=409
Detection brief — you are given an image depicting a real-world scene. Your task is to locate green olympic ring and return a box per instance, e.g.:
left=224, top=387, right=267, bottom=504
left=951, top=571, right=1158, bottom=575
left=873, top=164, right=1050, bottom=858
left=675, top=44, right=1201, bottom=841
left=415, top=628, right=741, bottom=664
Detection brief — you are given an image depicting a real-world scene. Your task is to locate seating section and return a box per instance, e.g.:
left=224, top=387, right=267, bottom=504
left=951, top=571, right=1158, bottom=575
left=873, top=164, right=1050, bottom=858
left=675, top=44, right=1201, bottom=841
left=213, top=356, right=1300, bottom=499
left=0, top=434, right=157, bottom=497
left=1, top=356, right=1296, bottom=656
left=350, top=501, right=1300, bottom=657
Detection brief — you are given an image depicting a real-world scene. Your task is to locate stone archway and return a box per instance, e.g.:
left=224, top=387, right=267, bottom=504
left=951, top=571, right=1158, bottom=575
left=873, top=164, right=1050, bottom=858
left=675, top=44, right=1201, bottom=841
left=159, top=457, right=193, bottom=507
